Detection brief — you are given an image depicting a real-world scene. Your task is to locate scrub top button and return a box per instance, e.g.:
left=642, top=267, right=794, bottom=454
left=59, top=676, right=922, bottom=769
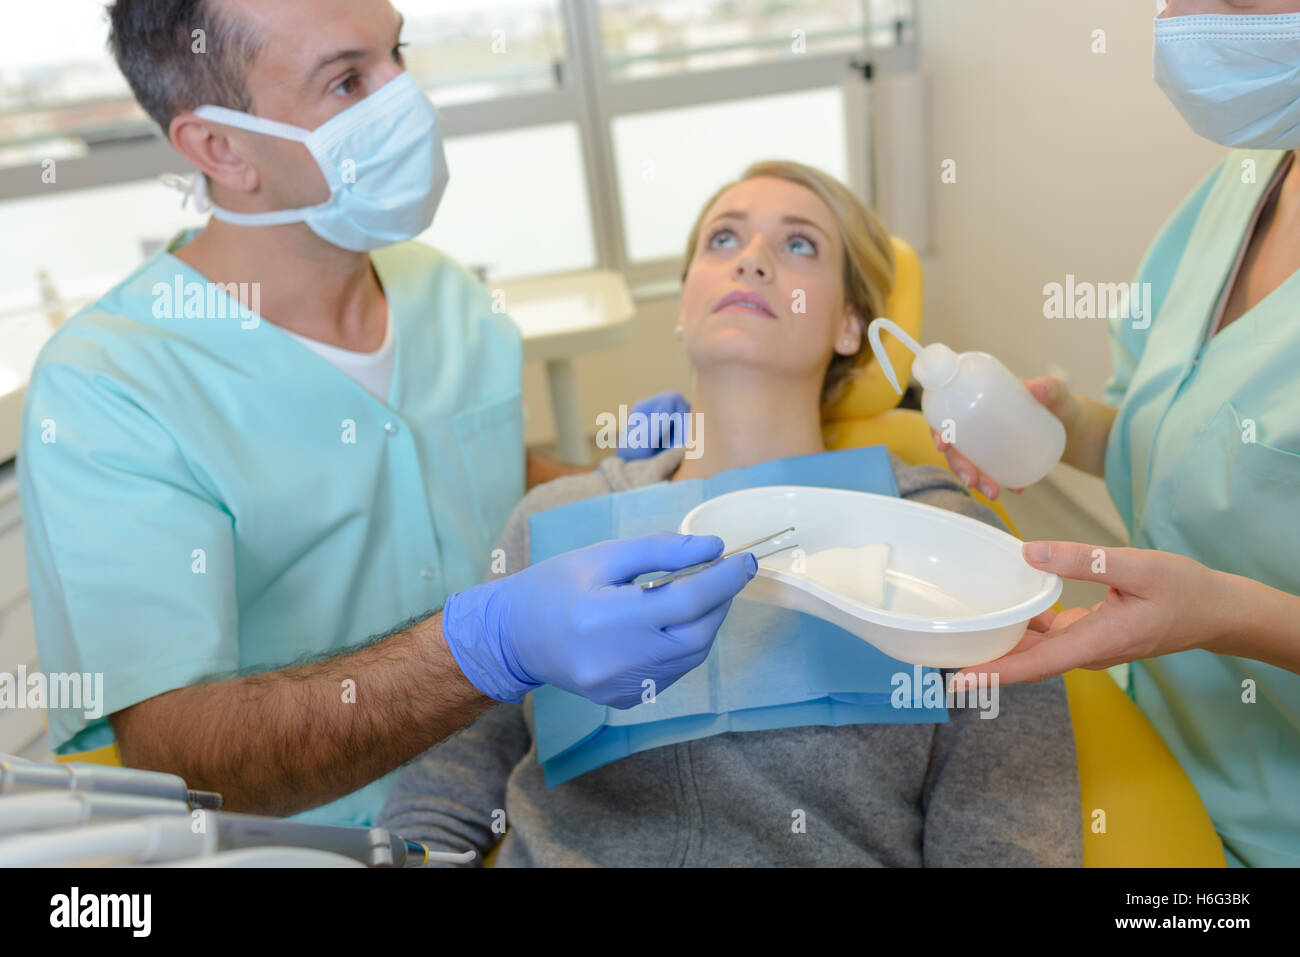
left=384, top=421, right=400, bottom=436
left=419, top=566, right=436, bottom=580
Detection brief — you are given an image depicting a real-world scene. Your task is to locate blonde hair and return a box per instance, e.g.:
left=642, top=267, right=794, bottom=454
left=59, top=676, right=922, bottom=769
left=681, top=160, right=896, bottom=406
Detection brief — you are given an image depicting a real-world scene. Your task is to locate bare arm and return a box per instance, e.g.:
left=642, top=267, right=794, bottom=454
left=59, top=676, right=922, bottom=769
left=1210, top=572, right=1300, bottom=675
left=1058, top=393, right=1119, bottom=478
left=110, top=611, right=491, bottom=817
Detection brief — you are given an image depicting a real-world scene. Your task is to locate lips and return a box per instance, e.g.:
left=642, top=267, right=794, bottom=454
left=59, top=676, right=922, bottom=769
left=712, top=289, right=777, bottom=318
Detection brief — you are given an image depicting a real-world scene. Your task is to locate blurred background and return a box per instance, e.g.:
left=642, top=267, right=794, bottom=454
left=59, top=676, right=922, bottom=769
left=0, top=0, right=1228, bottom=757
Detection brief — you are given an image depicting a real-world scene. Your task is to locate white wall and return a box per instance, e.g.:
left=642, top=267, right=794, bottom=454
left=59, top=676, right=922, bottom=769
left=915, top=0, right=1225, bottom=397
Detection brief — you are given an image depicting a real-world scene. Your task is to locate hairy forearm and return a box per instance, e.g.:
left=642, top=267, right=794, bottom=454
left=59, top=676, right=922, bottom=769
left=110, top=612, right=491, bottom=817
left=525, top=447, right=595, bottom=489
left=1208, top=573, right=1300, bottom=675
left=1062, top=396, right=1118, bottom=477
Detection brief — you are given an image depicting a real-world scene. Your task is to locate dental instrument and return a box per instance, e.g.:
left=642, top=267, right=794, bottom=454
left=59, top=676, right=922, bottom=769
left=0, top=812, right=475, bottom=868
left=0, top=757, right=224, bottom=810
left=640, top=526, right=796, bottom=590
left=0, top=791, right=189, bottom=835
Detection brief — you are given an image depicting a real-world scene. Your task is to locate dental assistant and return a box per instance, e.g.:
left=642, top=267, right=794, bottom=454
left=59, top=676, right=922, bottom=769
left=16, top=0, right=754, bottom=827
left=943, top=2, right=1300, bottom=867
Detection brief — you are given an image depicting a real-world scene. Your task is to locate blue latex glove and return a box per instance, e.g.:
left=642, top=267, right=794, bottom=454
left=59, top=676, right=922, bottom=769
left=442, top=533, right=757, bottom=709
left=617, top=391, right=691, bottom=460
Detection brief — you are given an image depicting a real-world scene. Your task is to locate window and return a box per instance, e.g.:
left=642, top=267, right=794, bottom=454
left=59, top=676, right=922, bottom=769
left=0, top=1, right=917, bottom=302
left=598, top=0, right=866, bottom=81
left=398, top=0, right=567, bottom=106
left=612, top=88, right=848, bottom=263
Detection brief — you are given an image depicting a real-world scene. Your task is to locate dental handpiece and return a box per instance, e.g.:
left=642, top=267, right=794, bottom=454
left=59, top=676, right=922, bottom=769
left=0, top=812, right=475, bottom=868
left=0, top=791, right=190, bottom=835
left=0, top=759, right=224, bottom=810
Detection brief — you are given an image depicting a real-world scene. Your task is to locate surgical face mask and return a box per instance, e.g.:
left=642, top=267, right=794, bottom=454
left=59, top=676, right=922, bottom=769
left=1154, top=13, right=1300, bottom=149
left=189, top=72, right=449, bottom=252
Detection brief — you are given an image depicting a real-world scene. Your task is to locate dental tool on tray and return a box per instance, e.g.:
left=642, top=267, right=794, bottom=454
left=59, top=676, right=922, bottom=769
left=640, top=526, right=797, bottom=590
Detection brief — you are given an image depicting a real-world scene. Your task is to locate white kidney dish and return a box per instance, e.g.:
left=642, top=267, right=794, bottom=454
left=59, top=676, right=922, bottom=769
left=678, top=485, right=1061, bottom=668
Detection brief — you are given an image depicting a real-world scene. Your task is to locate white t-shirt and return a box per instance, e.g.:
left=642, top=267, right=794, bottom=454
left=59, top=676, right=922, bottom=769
left=284, top=310, right=395, bottom=403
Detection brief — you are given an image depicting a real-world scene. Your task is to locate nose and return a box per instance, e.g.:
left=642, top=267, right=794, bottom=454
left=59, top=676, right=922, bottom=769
left=733, top=235, right=775, bottom=282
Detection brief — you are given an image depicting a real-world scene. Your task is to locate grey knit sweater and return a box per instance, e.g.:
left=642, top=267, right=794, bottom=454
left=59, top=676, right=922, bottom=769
left=379, top=447, right=1082, bottom=867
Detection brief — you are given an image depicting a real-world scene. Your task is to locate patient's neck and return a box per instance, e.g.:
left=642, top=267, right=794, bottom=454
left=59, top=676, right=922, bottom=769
left=672, top=369, right=826, bottom=482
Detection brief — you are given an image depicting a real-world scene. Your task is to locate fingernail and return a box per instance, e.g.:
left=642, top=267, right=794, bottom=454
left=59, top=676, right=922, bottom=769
left=980, top=481, right=998, bottom=500
left=1023, top=542, right=1051, bottom=563
left=959, top=469, right=975, bottom=487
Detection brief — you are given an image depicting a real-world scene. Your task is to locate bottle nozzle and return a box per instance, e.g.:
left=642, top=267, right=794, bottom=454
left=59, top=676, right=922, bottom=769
left=867, top=317, right=925, bottom=395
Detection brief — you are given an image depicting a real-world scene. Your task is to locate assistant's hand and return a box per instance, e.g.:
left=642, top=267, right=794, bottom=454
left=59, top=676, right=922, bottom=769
left=617, top=391, right=690, bottom=460
left=932, top=375, right=1078, bottom=500
left=954, top=541, right=1234, bottom=685
left=441, top=532, right=756, bottom=708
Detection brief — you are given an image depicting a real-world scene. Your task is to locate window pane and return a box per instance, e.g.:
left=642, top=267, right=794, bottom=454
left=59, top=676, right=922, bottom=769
left=421, top=123, right=595, bottom=280
left=0, top=179, right=209, bottom=310
left=612, top=87, right=847, bottom=263
left=0, top=0, right=569, bottom=166
left=0, top=2, right=143, bottom=165
left=599, top=0, right=865, bottom=81
left=396, top=0, right=567, bottom=107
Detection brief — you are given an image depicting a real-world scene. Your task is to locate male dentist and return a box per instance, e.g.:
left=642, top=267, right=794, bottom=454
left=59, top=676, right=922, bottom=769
left=16, top=0, right=749, bottom=826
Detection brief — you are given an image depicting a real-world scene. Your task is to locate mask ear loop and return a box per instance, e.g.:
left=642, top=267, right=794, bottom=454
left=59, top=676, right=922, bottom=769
left=161, top=171, right=212, bottom=213
left=867, top=317, right=924, bottom=396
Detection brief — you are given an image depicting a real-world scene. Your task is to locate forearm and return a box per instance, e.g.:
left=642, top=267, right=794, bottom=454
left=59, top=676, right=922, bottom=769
left=525, top=448, right=594, bottom=489
left=1062, top=396, right=1118, bottom=477
left=111, top=611, right=492, bottom=817
left=1208, top=573, right=1300, bottom=675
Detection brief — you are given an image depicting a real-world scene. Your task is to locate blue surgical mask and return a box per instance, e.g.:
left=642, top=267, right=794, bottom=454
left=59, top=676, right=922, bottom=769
left=187, top=72, right=449, bottom=252
left=1154, top=13, right=1300, bottom=149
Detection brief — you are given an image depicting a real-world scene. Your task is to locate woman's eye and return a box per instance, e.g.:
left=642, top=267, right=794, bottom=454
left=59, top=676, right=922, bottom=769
left=708, top=229, right=738, bottom=249
left=787, top=235, right=816, bottom=256
left=333, top=74, right=362, bottom=97
left=393, top=42, right=409, bottom=64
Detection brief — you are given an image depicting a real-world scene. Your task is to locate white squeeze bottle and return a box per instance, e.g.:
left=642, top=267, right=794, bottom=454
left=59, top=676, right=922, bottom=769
left=867, top=318, right=1066, bottom=489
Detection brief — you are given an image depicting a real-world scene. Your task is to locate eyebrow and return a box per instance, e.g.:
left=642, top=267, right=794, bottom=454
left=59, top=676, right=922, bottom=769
left=708, top=210, right=831, bottom=240
left=304, top=13, right=405, bottom=84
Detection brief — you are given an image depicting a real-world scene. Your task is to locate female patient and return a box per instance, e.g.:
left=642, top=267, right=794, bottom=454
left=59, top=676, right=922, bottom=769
left=379, top=160, right=1082, bottom=867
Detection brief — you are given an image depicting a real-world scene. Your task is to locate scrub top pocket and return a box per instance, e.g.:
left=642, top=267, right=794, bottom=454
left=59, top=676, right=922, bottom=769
left=1171, top=400, right=1300, bottom=593
left=452, top=393, right=525, bottom=553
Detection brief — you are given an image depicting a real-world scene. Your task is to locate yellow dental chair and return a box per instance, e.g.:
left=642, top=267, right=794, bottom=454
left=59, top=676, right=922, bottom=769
left=823, top=236, right=1225, bottom=867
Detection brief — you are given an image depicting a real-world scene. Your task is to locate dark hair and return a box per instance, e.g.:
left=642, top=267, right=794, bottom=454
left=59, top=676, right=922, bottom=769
left=108, top=0, right=265, bottom=133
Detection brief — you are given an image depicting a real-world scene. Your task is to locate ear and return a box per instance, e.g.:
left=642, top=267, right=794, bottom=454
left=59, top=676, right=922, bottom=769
left=834, top=307, right=865, bottom=356
left=169, top=112, right=260, bottom=194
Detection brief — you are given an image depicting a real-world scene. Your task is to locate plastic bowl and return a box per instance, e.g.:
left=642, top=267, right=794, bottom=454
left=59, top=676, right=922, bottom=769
left=678, top=485, right=1061, bottom=667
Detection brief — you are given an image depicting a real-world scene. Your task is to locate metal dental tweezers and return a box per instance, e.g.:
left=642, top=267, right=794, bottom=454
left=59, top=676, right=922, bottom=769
left=640, top=526, right=797, bottom=590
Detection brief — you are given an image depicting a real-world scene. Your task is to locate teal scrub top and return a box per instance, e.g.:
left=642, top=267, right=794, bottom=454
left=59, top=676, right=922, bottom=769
left=17, top=232, right=525, bottom=826
left=1104, top=149, right=1300, bottom=868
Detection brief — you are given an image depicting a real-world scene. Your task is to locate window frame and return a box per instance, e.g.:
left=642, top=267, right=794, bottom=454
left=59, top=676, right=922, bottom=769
left=0, top=0, right=917, bottom=286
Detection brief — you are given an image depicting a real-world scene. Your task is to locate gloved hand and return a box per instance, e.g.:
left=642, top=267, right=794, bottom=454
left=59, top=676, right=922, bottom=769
left=442, top=533, right=756, bottom=709
left=617, top=391, right=691, bottom=460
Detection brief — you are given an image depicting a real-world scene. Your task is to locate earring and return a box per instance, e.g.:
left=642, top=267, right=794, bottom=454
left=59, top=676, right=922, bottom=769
left=674, top=326, right=685, bottom=340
